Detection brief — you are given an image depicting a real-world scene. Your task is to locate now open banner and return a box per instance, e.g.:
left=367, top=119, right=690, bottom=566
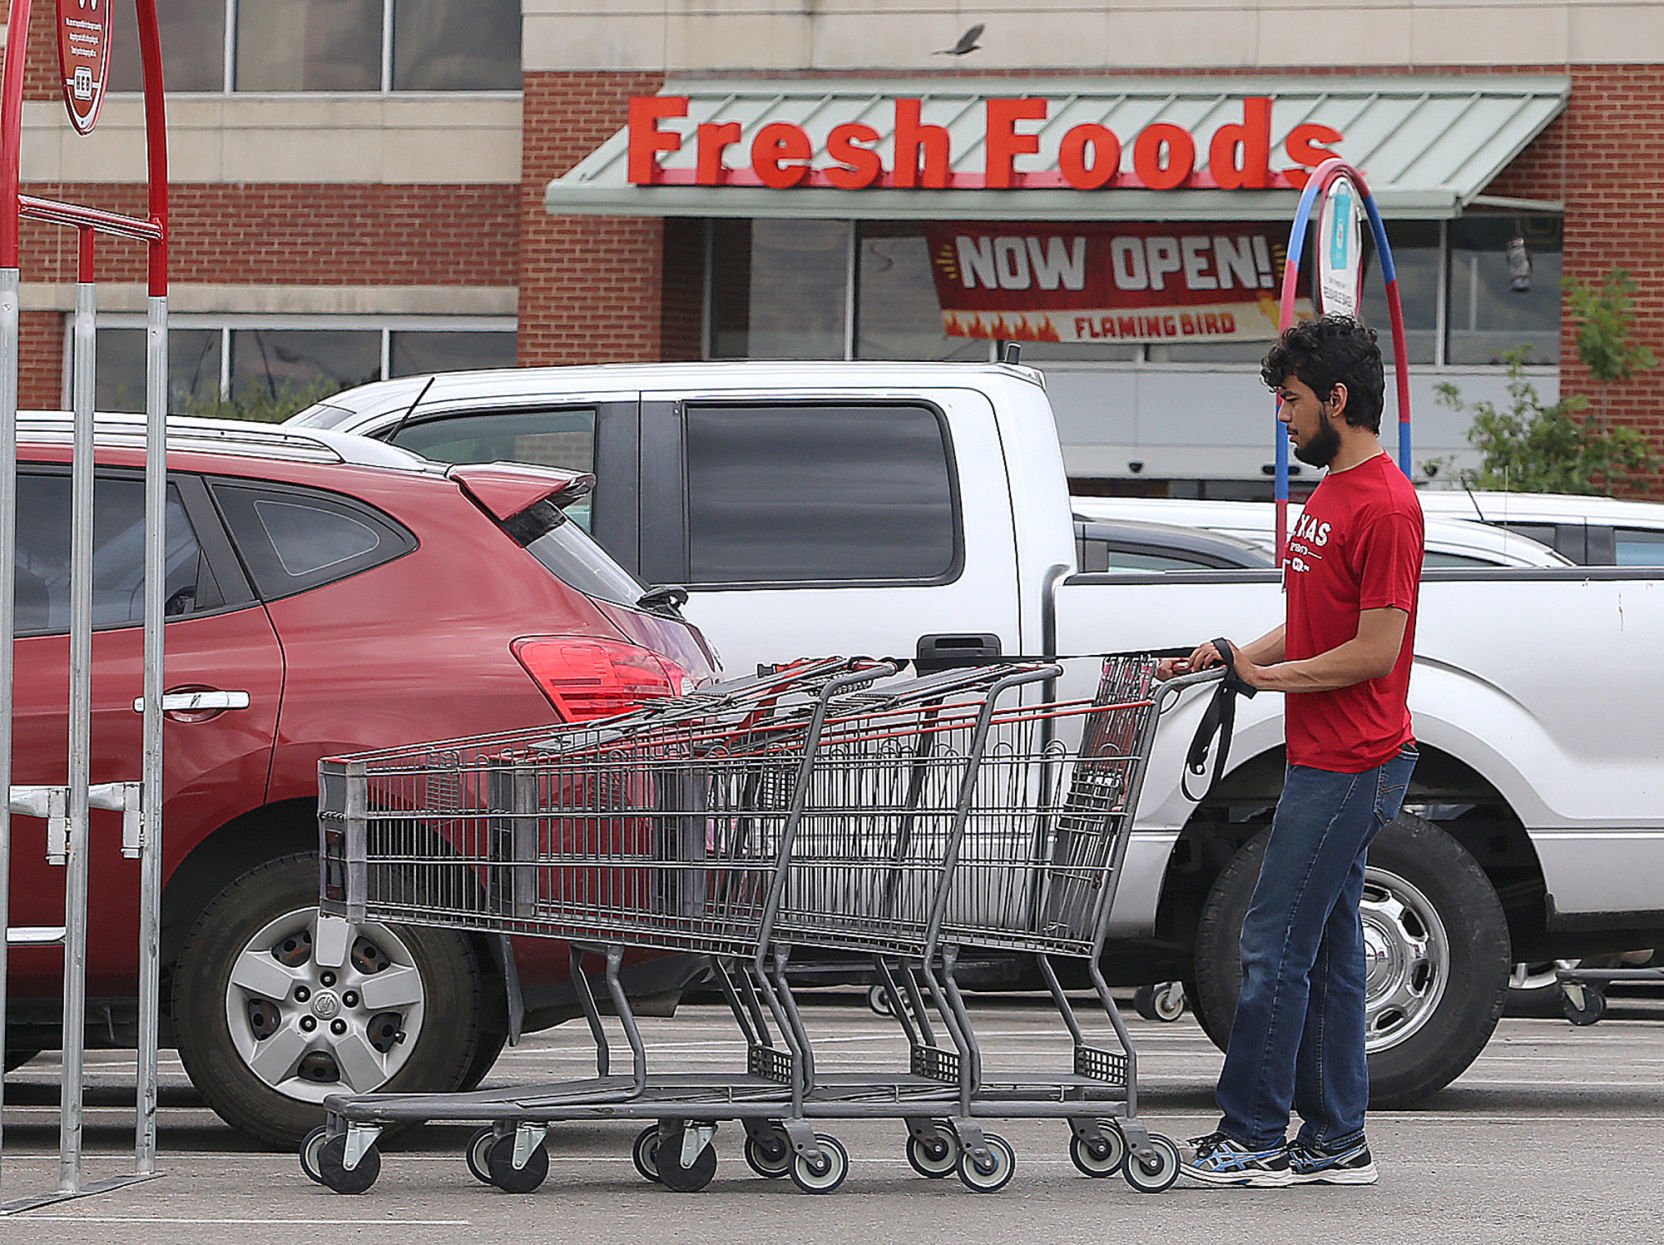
left=924, top=223, right=1309, bottom=344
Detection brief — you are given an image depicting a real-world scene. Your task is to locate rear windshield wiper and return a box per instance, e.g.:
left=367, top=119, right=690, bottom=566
left=637, top=584, right=689, bottom=613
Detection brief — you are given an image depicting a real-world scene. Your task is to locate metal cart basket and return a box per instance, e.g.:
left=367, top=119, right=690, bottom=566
left=301, top=657, right=1217, bottom=1197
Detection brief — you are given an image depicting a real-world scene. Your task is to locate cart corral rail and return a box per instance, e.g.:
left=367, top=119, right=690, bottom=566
left=294, top=359, right=1664, bottom=1107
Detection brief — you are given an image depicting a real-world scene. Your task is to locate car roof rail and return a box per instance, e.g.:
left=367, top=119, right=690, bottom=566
left=17, top=410, right=349, bottom=464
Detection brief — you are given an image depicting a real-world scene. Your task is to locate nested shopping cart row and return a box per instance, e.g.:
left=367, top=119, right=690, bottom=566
left=301, top=655, right=1215, bottom=1196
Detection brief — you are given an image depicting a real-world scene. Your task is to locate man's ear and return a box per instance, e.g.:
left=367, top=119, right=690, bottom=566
left=1328, top=382, right=1351, bottom=422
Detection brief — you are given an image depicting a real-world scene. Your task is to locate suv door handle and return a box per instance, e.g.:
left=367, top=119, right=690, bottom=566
left=132, top=690, right=252, bottom=714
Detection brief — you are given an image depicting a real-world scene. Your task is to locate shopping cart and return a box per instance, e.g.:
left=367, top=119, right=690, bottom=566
left=300, top=656, right=1219, bottom=1196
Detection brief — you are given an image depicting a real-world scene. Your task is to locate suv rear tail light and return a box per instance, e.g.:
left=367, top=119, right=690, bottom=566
left=512, top=635, right=690, bottom=722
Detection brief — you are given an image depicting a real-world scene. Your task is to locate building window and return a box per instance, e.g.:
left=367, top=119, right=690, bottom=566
left=85, top=320, right=517, bottom=415
left=703, top=215, right=1558, bottom=371
left=108, top=0, right=522, bottom=94
left=1447, top=216, right=1562, bottom=365
left=855, top=225, right=990, bottom=362
left=709, top=220, right=850, bottom=360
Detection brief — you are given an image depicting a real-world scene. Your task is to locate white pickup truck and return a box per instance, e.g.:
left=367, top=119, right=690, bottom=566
left=292, top=360, right=1664, bottom=1106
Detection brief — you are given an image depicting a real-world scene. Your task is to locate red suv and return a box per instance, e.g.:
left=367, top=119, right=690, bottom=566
left=9, top=414, right=716, bottom=1146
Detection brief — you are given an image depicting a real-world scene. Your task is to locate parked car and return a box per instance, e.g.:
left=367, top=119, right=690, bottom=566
left=1074, top=517, right=1276, bottom=572
left=291, top=361, right=1664, bottom=1110
left=1416, top=489, right=1664, bottom=565
left=7, top=412, right=717, bottom=1146
left=1068, top=495, right=1573, bottom=568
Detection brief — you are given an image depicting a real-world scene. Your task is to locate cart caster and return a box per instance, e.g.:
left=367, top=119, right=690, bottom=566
left=656, top=1128, right=718, bottom=1192
left=789, top=1134, right=849, bottom=1194
left=631, top=1125, right=662, bottom=1183
left=465, top=1126, right=498, bottom=1185
left=743, top=1124, right=793, bottom=1179
left=486, top=1134, right=549, bottom=1194
left=317, top=1135, right=381, bottom=1194
left=904, top=1121, right=960, bottom=1179
left=1562, top=983, right=1607, bottom=1026
left=867, top=983, right=913, bottom=1017
left=299, top=1126, right=328, bottom=1184
left=957, top=1132, right=1015, bottom=1193
left=1134, top=982, right=1187, bottom=1022
left=1122, top=1133, right=1180, bottom=1193
left=1068, top=1120, right=1126, bottom=1177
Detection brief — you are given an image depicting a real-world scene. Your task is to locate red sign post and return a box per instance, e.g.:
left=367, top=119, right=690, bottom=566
left=55, top=0, right=113, bottom=135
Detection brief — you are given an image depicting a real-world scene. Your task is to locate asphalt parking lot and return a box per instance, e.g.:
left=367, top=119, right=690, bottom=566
left=2, top=991, right=1661, bottom=1244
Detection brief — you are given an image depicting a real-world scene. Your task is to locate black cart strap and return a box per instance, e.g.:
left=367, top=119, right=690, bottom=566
left=1183, top=637, right=1259, bottom=802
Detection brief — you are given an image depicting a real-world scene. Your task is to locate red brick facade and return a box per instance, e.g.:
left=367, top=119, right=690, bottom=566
left=4, top=11, right=1662, bottom=481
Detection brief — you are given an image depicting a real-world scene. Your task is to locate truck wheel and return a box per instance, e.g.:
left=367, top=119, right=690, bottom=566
left=173, top=852, right=484, bottom=1148
left=1191, top=812, right=1510, bottom=1108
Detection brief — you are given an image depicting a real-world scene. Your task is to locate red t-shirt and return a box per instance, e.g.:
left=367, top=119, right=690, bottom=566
left=1283, top=452, right=1423, bottom=772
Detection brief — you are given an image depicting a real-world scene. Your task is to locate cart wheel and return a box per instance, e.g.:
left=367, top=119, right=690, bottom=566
left=1068, top=1121, right=1126, bottom=1177
left=904, top=1121, right=960, bottom=1179
left=956, top=1133, right=1015, bottom=1193
left=1122, top=1133, right=1181, bottom=1193
left=1134, top=982, right=1187, bottom=1023
left=1562, top=984, right=1608, bottom=1026
left=631, top=1125, right=662, bottom=1183
left=789, top=1134, right=849, bottom=1194
left=486, top=1134, right=549, bottom=1194
left=867, top=983, right=894, bottom=1015
left=298, top=1126, right=328, bottom=1184
left=465, top=1126, right=497, bottom=1185
left=743, top=1125, right=793, bottom=1179
left=656, top=1131, right=718, bottom=1192
left=317, top=1136, right=381, bottom=1194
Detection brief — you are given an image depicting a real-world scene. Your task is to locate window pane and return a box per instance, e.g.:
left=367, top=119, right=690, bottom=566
left=514, top=501, right=643, bottom=607
left=685, top=404, right=957, bottom=584
left=390, top=331, right=518, bottom=377
left=709, top=220, right=850, bottom=359
left=235, top=0, right=381, bottom=91
left=1615, top=528, right=1664, bottom=566
left=1448, top=216, right=1562, bottom=365
left=16, top=474, right=200, bottom=632
left=230, top=330, right=380, bottom=403
left=388, top=409, right=595, bottom=473
left=214, top=483, right=414, bottom=598
left=108, top=0, right=227, bottom=92
left=855, top=225, right=987, bottom=361
left=392, top=0, right=520, bottom=90
left=92, top=328, right=222, bottom=413
left=1360, top=220, right=1441, bottom=365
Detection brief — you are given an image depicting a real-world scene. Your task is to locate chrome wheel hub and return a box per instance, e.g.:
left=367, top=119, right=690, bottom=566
left=1360, top=866, right=1449, bottom=1054
left=224, top=907, right=426, bottom=1104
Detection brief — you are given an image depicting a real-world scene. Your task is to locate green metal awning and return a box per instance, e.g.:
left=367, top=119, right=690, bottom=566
left=546, top=75, right=1568, bottom=221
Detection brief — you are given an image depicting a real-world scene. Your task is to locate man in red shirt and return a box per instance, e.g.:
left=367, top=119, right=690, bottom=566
left=1163, top=315, right=1423, bottom=1188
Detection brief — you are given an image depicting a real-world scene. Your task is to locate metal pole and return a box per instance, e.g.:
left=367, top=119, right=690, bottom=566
left=0, top=265, right=19, bottom=1205
left=59, top=229, right=97, bottom=1194
left=136, top=292, right=167, bottom=1174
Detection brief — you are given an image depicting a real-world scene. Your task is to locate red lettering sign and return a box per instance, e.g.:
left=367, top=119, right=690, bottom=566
left=924, top=223, right=1313, bottom=344
left=56, top=0, right=113, bottom=135
left=624, top=95, right=1341, bottom=192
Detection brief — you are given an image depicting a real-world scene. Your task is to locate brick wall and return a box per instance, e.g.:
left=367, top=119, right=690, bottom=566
left=520, top=71, right=667, bottom=364
left=19, top=310, right=62, bottom=408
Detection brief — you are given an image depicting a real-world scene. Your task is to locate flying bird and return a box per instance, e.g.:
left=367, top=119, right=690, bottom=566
left=934, top=23, right=985, bottom=56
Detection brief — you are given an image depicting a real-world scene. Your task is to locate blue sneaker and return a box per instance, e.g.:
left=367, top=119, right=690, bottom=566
left=1288, top=1136, right=1378, bottom=1185
left=1180, top=1131, right=1292, bottom=1187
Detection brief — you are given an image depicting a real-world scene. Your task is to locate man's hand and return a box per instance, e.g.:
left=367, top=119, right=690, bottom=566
left=1158, top=640, right=1229, bottom=681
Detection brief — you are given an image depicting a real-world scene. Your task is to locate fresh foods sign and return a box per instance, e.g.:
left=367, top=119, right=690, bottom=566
left=925, top=224, right=1311, bottom=343
left=627, top=95, right=1341, bottom=191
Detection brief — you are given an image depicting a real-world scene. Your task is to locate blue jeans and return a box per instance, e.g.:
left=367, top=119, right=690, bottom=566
left=1214, top=745, right=1417, bottom=1150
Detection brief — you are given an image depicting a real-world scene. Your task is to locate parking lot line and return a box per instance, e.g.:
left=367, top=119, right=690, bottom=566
left=15, top=1217, right=472, bottom=1226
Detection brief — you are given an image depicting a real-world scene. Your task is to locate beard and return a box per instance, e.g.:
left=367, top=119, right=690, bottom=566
left=1293, top=418, right=1342, bottom=468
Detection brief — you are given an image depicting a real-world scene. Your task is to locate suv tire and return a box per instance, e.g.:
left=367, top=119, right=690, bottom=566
left=174, top=852, right=483, bottom=1148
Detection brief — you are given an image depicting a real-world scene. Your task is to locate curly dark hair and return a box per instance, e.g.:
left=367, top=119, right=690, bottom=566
left=1260, top=314, right=1385, bottom=433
